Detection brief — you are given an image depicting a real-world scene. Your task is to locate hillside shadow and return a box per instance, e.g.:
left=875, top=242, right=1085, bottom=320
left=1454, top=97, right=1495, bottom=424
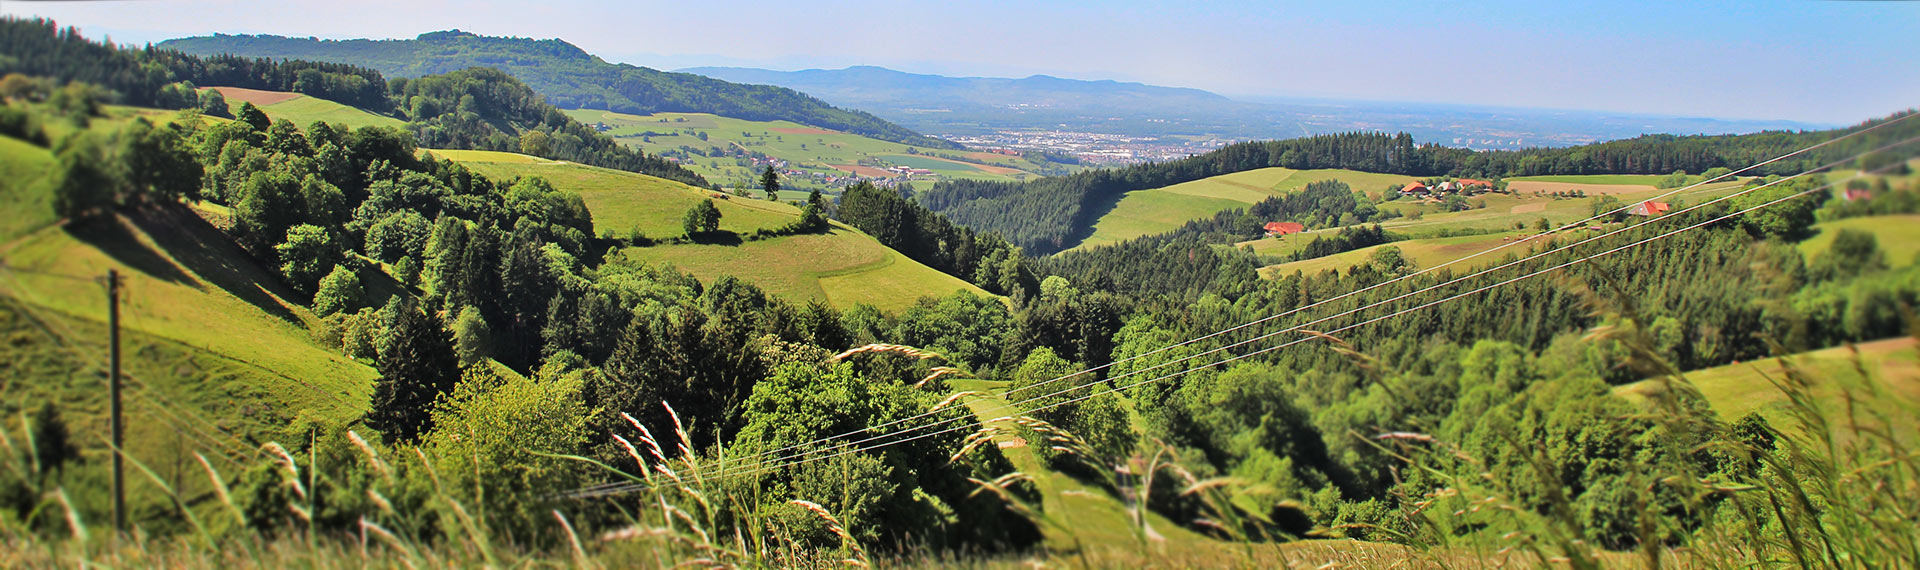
left=687, top=231, right=743, bottom=246
left=126, top=204, right=303, bottom=326
left=65, top=215, right=195, bottom=285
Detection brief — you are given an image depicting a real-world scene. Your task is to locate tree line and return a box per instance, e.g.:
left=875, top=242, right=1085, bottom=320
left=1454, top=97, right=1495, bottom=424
left=0, top=17, right=712, bottom=187
left=155, top=30, right=963, bottom=150
left=922, top=115, right=1918, bottom=254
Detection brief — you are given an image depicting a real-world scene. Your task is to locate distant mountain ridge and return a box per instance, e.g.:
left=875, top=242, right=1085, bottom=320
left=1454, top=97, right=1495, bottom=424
left=157, top=31, right=960, bottom=149
left=681, top=65, right=1241, bottom=112
left=681, top=65, right=1827, bottom=150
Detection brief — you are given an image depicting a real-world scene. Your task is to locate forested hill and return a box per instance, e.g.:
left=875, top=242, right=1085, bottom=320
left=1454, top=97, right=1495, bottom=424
left=0, top=18, right=709, bottom=187
left=927, top=116, right=1915, bottom=254
left=157, top=31, right=960, bottom=150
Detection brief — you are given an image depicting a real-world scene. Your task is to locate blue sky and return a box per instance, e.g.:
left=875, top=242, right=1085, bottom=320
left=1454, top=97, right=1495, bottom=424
left=6, top=0, right=1915, bottom=124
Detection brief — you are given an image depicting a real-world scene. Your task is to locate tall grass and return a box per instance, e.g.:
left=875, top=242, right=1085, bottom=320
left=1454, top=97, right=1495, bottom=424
left=2, top=329, right=1915, bottom=568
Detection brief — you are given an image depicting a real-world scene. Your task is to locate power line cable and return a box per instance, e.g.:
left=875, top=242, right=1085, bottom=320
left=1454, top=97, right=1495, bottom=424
left=567, top=144, right=1913, bottom=499
left=677, top=114, right=1916, bottom=480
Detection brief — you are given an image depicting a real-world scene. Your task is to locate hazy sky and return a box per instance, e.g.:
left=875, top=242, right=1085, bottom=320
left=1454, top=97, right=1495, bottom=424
left=6, top=0, right=1916, bottom=124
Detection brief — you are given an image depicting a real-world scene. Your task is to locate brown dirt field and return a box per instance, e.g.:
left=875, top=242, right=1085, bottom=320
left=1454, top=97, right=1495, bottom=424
left=1509, top=202, right=1547, bottom=213
left=204, top=86, right=302, bottom=106
left=1508, top=181, right=1656, bottom=196
left=771, top=126, right=838, bottom=135
left=831, top=164, right=897, bottom=178
left=921, top=155, right=1026, bottom=176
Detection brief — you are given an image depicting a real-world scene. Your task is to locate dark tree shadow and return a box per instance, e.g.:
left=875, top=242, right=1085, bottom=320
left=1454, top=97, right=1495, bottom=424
left=65, top=215, right=194, bottom=285
left=687, top=230, right=743, bottom=246
left=123, top=204, right=303, bottom=325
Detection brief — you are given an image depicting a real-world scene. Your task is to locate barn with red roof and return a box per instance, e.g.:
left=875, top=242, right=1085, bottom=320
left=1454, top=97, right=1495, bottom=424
left=1263, top=221, right=1306, bottom=236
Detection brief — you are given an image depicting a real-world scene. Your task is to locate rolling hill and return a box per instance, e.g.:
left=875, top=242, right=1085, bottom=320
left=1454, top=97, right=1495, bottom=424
left=566, top=109, right=1052, bottom=191
left=1072, top=167, right=1419, bottom=251
left=203, top=86, right=404, bottom=129
left=426, top=149, right=989, bottom=311
left=157, top=31, right=957, bottom=150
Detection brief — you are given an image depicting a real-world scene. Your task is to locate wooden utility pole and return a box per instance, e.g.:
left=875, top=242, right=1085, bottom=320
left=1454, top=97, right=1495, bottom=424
left=107, top=269, right=125, bottom=535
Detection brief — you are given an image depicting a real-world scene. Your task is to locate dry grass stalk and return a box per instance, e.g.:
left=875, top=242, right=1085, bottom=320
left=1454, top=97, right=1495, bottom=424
left=789, top=499, right=870, bottom=568
left=345, top=430, right=390, bottom=478
left=830, top=343, right=942, bottom=362
left=262, top=441, right=309, bottom=500
left=914, top=366, right=965, bottom=388
left=553, top=509, right=593, bottom=569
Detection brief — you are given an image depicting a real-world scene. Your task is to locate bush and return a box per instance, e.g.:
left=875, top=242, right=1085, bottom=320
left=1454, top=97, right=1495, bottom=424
left=312, top=264, right=365, bottom=317
left=276, top=224, right=339, bottom=296
left=682, top=198, right=721, bottom=236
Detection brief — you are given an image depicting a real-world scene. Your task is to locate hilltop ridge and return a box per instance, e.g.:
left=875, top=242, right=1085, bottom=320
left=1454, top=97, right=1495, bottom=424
left=157, top=31, right=960, bottom=150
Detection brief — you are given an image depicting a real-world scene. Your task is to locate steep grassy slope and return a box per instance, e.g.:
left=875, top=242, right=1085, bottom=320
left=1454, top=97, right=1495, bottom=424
left=0, top=136, right=55, bottom=241
left=205, top=86, right=404, bottom=129
left=1798, top=214, right=1920, bottom=267
left=427, top=149, right=796, bottom=239
left=620, top=227, right=990, bottom=313
left=431, top=149, right=988, bottom=311
left=1074, top=168, right=1419, bottom=251
left=1615, top=336, right=1920, bottom=439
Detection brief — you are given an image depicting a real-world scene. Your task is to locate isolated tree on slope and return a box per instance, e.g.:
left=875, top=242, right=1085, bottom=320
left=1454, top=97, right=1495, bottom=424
left=760, top=165, right=780, bottom=201
left=684, top=198, right=721, bottom=237
left=366, top=300, right=461, bottom=443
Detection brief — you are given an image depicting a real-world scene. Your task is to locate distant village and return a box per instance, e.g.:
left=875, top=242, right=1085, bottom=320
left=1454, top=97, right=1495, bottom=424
left=944, top=129, right=1235, bottom=165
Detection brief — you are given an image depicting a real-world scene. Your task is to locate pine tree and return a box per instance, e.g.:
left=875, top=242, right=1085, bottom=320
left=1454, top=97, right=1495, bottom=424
left=365, top=300, right=461, bottom=443
left=760, top=165, right=780, bottom=201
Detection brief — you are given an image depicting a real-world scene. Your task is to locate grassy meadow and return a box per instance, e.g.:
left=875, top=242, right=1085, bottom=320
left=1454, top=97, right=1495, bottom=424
left=1615, top=336, right=1920, bottom=440
left=1798, top=214, right=1920, bottom=267
left=1074, top=167, right=1421, bottom=251
left=428, top=149, right=799, bottom=238
left=621, top=226, right=990, bottom=313
left=203, top=87, right=405, bottom=129
left=562, top=109, right=1049, bottom=190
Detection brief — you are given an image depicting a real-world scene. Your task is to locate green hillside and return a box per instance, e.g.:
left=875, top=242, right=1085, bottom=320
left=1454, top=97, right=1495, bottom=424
left=564, top=109, right=1050, bottom=190
left=621, top=227, right=990, bottom=313
left=1073, top=167, right=1419, bottom=251
left=205, top=86, right=404, bottom=129
left=427, top=149, right=796, bottom=239
left=1615, top=336, right=1920, bottom=439
left=158, top=31, right=956, bottom=149
left=1799, top=214, right=1920, bottom=267
left=430, top=149, right=985, bottom=311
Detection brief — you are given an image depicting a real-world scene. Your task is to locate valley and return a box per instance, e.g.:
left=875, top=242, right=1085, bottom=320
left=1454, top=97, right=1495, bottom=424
left=1, top=11, right=1916, bottom=570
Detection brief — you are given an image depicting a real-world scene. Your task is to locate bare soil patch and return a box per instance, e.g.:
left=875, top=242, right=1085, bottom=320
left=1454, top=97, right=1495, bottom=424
left=205, top=86, right=302, bottom=106
left=1508, top=181, right=1656, bottom=196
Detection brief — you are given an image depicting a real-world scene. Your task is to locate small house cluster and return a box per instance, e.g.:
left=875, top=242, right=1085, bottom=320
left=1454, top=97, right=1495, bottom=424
left=1399, top=178, right=1495, bottom=198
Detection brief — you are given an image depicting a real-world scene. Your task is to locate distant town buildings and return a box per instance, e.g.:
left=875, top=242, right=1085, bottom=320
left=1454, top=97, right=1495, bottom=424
left=942, top=130, right=1234, bottom=165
